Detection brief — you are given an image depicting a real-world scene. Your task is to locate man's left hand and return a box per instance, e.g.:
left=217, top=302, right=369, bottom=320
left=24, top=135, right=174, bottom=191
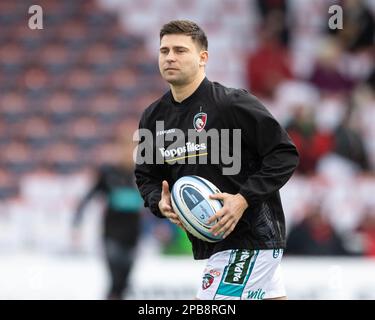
left=207, top=193, right=248, bottom=239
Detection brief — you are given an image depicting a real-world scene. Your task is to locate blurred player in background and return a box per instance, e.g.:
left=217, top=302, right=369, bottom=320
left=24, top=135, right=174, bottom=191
left=135, top=20, right=299, bottom=300
left=73, top=122, right=143, bottom=299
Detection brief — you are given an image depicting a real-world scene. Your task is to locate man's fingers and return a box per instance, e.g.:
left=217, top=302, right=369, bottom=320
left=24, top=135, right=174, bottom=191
left=207, top=208, right=226, bottom=224
left=161, top=180, right=170, bottom=196
left=213, top=220, right=235, bottom=238
left=209, top=193, right=226, bottom=200
left=160, top=203, right=172, bottom=212
left=210, top=214, right=230, bottom=235
left=209, top=213, right=238, bottom=238
left=221, top=221, right=236, bottom=239
left=170, top=217, right=181, bottom=225
left=159, top=181, right=172, bottom=215
left=164, top=210, right=179, bottom=220
left=164, top=212, right=175, bottom=220
left=168, top=216, right=186, bottom=231
left=172, top=220, right=186, bottom=231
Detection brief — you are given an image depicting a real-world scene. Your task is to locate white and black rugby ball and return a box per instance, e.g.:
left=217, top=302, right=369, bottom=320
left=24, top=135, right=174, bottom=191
left=171, top=175, right=224, bottom=243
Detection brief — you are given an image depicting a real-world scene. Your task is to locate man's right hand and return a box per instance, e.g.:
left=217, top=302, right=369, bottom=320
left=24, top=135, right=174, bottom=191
left=158, top=180, right=185, bottom=230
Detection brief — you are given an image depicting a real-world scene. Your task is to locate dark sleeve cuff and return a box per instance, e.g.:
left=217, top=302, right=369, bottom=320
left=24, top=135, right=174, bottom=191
left=238, top=188, right=260, bottom=209
left=147, top=190, right=166, bottom=219
left=150, top=201, right=166, bottom=219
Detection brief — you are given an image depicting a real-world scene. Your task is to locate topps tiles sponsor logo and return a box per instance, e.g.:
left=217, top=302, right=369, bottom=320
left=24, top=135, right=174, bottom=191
left=159, top=142, right=206, bottom=158
left=135, top=121, right=242, bottom=175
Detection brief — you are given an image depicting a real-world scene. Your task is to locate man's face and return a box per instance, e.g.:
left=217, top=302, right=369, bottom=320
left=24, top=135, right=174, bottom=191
left=159, top=34, right=205, bottom=86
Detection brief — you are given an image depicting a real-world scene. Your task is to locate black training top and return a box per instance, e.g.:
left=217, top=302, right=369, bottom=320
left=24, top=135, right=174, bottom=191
left=135, top=77, right=299, bottom=260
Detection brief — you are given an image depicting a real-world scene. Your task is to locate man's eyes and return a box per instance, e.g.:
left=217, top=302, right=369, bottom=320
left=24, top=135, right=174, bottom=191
left=160, top=48, right=187, bottom=54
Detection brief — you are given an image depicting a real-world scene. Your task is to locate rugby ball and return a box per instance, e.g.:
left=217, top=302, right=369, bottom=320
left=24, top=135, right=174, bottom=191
left=171, top=175, right=224, bottom=243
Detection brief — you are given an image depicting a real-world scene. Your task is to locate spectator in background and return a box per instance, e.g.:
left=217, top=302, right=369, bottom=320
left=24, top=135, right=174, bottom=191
left=255, top=0, right=290, bottom=47
left=286, top=105, right=334, bottom=175
left=355, top=207, right=375, bottom=257
left=333, top=103, right=370, bottom=172
left=286, top=204, right=350, bottom=256
left=246, top=16, right=293, bottom=99
left=328, top=0, right=374, bottom=53
left=309, top=38, right=354, bottom=95
left=72, top=121, right=143, bottom=300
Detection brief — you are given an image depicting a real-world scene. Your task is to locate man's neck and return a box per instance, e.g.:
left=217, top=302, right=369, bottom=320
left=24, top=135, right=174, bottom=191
left=170, top=73, right=206, bottom=103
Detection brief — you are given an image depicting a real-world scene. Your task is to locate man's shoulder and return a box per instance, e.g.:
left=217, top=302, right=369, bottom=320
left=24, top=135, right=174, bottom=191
left=210, top=80, right=258, bottom=105
left=140, top=92, right=169, bottom=120
left=143, top=95, right=165, bottom=113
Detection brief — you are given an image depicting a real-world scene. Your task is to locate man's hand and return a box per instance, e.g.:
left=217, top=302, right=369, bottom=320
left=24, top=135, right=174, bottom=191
left=207, top=193, right=248, bottom=239
left=158, top=180, right=185, bottom=230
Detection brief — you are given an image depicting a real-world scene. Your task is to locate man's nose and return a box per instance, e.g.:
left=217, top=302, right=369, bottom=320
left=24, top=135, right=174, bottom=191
left=166, top=51, right=176, bottom=61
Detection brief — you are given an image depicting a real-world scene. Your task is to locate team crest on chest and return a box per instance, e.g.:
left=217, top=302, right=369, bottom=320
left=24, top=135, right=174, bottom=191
left=193, top=112, right=207, bottom=132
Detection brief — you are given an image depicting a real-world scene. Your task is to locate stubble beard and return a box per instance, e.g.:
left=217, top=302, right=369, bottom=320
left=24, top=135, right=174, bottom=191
left=162, top=71, right=192, bottom=87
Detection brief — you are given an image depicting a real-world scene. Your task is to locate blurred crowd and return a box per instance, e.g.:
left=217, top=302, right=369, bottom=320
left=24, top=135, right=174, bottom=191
left=244, top=0, right=375, bottom=257
left=0, top=0, right=165, bottom=198
left=0, top=0, right=374, bottom=257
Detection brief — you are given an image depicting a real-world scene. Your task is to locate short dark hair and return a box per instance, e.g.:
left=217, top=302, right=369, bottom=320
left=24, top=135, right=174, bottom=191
left=160, top=20, right=208, bottom=50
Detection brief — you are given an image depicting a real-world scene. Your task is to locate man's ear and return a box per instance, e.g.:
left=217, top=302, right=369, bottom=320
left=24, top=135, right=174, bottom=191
left=199, top=50, right=208, bottom=66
